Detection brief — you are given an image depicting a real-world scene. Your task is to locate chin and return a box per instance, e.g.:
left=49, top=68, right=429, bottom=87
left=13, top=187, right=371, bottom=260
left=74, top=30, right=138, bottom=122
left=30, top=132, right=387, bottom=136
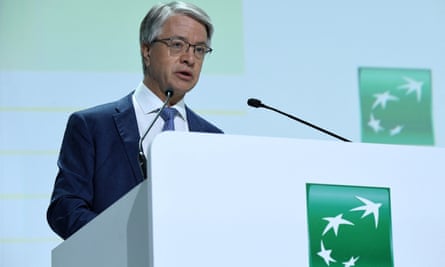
left=174, top=83, right=196, bottom=93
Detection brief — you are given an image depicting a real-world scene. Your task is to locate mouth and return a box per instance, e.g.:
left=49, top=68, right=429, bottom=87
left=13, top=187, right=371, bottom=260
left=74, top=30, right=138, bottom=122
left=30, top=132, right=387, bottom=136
left=175, top=70, right=193, bottom=81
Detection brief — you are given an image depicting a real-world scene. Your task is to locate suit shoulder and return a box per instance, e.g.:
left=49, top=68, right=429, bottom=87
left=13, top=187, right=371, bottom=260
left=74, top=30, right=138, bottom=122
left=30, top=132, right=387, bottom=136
left=70, top=93, right=133, bottom=120
left=185, top=107, right=224, bottom=134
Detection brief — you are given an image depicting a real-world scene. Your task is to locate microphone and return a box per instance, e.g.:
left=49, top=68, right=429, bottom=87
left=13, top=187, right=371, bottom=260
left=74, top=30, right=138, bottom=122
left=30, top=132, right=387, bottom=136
left=138, top=89, right=174, bottom=179
left=247, top=98, right=351, bottom=142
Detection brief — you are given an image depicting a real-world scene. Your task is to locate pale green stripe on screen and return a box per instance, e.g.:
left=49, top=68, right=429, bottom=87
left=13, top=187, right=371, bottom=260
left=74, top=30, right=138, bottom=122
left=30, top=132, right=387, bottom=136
left=0, top=237, right=60, bottom=244
left=0, top=107, right=81, bottom=113
left=0, top=194, right=51, bottom=200
left=0, top=107, right=245, bottom=116
left=0, top=150, right=58, bottom=156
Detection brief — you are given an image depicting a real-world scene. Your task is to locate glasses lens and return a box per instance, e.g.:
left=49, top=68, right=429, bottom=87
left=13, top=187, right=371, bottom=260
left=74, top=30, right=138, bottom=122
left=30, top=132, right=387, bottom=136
left=169, top=38, right=186, bottom=53
left=164, top=37, right=211, bottom=59
left=194, top=46, right=207, bottom=58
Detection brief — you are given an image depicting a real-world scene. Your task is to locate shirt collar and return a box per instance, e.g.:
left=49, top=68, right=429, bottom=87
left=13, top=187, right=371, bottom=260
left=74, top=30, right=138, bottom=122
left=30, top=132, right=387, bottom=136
left=133, top=82, right=187, bottom=121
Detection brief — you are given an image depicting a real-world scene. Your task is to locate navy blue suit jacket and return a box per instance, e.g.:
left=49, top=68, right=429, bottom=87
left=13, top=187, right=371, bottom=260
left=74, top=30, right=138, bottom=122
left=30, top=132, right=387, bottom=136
left=47, top=93, right=223, bottom=239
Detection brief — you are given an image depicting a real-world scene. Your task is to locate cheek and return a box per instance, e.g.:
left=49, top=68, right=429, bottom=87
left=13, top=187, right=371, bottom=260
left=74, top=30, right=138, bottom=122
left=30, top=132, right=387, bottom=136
left=151, top=56, right=171, bottom=77
left=194, top=64, right=203, bottom=79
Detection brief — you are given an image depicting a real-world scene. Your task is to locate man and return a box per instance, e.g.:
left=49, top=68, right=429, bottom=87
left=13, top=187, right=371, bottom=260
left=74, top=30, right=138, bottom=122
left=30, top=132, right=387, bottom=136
left=47, top=1, right=223, bottom=240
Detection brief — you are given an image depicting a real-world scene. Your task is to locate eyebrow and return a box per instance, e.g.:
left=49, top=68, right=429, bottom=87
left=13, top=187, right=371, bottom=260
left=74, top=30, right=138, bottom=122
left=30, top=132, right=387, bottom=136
left=170, top=35, right=208, bottom=46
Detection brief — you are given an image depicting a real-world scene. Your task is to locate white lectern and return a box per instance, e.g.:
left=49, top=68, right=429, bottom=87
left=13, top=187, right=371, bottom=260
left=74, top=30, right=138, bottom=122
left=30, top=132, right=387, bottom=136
left=51, top=132, right=445, bottom=266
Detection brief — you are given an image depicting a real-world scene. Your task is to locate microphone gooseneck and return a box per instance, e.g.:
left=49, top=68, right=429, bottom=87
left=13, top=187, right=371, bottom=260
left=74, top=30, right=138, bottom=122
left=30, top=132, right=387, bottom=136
left=138, top=89, right=175, bottom=179
left=247, top=98, right=351, bottom=142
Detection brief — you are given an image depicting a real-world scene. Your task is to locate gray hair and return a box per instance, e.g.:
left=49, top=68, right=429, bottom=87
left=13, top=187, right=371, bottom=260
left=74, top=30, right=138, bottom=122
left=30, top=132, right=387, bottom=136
left=139, top=1, right=214, bottom=74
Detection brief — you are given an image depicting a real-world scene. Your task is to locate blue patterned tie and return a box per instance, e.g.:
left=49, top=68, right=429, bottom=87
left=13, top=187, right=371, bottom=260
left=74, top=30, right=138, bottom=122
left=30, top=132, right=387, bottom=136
left=160, top=107, right=178, bottom=131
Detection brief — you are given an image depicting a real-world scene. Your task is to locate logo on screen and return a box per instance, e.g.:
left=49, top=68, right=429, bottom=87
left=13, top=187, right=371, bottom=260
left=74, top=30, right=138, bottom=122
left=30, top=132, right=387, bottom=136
left=306, top=183, right=394, bottom=267
left=358, top=67, right=434, bottom=145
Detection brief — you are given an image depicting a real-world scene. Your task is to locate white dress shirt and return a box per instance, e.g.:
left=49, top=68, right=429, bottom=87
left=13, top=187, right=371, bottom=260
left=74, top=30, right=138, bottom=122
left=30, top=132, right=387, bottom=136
left=132, top=82, right=188, bottom=158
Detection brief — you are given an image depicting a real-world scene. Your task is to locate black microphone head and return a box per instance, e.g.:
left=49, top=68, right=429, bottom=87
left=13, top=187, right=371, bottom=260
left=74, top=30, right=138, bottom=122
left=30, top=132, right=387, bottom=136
left=165, top=88, right=174, bottom=98
left=247, top=98, right=263, bottom=108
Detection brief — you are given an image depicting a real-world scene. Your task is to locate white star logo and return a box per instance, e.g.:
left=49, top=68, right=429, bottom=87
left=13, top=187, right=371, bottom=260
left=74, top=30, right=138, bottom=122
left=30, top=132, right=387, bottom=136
left=350, top=196, right=382, bottom=228
left=368, top=113, right=384, bottom=133
left=389, top=125, right=404, bottom=136
left=317, top=240, right=336, bottom=266
left=398, top=76, right=423, bottom=102
left=322, top=213, right=354, bottom=236
left=372, top=91, right=399, bottom=109
left=343, top=256, right=360, bottom=267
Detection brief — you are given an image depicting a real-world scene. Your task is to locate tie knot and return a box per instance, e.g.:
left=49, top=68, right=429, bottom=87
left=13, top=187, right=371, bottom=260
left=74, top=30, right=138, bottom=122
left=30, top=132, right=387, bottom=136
left=160, top=107, right=178, bottom=131
left=160, top=107, right=178, bottom=121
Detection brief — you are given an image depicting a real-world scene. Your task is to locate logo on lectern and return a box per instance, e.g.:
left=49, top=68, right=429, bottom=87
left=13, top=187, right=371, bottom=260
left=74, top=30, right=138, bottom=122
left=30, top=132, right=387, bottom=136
left=306, top=183, right=394, bottom=267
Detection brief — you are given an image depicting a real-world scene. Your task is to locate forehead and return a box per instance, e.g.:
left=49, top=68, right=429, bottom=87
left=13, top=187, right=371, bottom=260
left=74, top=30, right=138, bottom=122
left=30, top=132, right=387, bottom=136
left=160, top=14, right=208, bottom=42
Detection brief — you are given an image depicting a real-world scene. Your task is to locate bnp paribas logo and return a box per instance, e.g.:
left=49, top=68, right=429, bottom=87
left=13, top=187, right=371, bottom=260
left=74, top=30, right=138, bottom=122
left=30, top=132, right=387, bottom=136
left=306, top=183, right=393, bottom=267
left=358, top=67, right=434, bottom=145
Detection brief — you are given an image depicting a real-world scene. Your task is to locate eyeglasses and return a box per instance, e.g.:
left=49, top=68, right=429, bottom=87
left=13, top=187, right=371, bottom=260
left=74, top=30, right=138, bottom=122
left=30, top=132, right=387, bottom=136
left=151, top=37, right=213, bottom=59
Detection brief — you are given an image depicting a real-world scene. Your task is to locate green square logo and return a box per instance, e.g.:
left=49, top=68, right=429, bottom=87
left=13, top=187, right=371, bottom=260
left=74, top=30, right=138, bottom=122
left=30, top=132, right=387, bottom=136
left=306, top=183, right=393, bottom=267
left=359, top=67, right=434, bottom=145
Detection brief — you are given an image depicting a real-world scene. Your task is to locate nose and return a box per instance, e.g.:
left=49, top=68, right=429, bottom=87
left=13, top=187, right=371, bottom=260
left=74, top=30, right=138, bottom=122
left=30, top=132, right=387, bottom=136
left=180, top=45, right=195, bottom=66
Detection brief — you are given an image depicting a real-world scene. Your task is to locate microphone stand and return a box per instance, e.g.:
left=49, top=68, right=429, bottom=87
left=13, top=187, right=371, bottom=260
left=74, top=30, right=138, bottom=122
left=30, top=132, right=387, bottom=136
left=247, top=98, right=351, bottom=142
left=138, top=89, right=174, bottom=179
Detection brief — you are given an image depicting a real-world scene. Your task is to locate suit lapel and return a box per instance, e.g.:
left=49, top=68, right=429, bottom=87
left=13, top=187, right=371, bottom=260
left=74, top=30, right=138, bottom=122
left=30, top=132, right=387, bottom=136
left=113, top=93, right=143, bottom=182
left=186, top=106, right=201, bottom=132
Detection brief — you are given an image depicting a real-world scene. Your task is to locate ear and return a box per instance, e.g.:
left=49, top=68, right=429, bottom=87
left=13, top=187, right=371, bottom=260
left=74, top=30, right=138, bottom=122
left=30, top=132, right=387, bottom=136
left=141, top=44, right=151, bottom=66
